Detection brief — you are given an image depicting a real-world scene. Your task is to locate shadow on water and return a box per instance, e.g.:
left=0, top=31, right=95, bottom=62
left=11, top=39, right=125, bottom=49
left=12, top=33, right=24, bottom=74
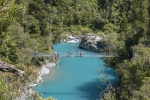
left=77, top=78, right=117, bottom=100
left=103, top=68, right=116, bottom=76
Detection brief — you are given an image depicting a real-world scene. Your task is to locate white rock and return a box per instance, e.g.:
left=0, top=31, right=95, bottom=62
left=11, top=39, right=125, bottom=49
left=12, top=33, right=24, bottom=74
left=67, top=35, right=80, bottom=43
left=41, top=65, right=50, bottom=75
left=45, top=63, right=56, bottom=68
left=68, top=40, right=79, bottom=43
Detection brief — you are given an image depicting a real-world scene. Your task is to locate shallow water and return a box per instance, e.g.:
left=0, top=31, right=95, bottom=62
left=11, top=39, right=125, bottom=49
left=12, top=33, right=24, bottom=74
left=34, top=43, right=117, bottom=100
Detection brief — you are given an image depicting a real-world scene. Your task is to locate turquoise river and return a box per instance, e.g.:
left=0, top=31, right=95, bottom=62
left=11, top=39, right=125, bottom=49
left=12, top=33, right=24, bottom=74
left=34, top=43, right=117, bottom=100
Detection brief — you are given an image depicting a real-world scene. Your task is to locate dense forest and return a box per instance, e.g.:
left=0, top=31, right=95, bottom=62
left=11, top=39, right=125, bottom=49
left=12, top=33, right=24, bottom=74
left=0, top=0, right=150, bottom=100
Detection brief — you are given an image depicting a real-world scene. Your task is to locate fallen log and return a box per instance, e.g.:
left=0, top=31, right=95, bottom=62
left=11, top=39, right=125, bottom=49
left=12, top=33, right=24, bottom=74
left=0, top=61, right=24, bottom=76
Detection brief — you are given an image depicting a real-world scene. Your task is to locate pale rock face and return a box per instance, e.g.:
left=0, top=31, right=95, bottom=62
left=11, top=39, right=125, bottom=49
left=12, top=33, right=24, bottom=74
left=66, top=35, right=80, bottom=43
left=79, top=33, right=105, bottom=52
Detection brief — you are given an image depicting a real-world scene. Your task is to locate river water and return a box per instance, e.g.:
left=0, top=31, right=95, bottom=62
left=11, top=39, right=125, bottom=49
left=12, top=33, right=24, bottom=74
left=34, top=43, right=117, bottom=100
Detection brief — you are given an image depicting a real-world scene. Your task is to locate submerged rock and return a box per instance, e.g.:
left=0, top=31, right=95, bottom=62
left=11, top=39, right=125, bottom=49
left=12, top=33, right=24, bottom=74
left=79, top=33, right=106, bottom=52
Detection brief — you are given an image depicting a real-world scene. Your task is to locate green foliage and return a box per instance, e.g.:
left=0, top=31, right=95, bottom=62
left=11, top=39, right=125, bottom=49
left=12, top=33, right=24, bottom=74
left=0, top=0, right=53, bottom=99
left=0, top=64, right=40, bottom=100
left=131, top=77, right=150, bottom=100
left=28, top=92, right=56, bottom=100
left=0, top=32, right=18, bottom=63
left=0, top=76, right=8, bottom=100
left=22, top=15, right=41, bottom=34
left=102, top=0, right=150, bottom=100
left=0, top=0, right=150, bottom=100
left=31, top=57, right=44, bottom=66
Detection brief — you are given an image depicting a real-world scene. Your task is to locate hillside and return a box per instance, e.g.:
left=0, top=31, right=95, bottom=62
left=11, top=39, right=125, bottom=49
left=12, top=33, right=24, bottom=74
left=0, top=0, right=150, bottom=100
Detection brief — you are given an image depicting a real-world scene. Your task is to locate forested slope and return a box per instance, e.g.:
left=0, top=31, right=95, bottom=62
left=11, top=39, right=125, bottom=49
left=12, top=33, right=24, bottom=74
left=0, top=0, right=150, bottom=100
left=0, top=0, right=100, bottom=99
left=101, top=0, right=150, bottom=100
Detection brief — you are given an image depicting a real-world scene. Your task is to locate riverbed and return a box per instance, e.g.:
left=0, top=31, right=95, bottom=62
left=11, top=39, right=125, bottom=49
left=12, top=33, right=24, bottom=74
left=34, top=43, right=117, bottom=100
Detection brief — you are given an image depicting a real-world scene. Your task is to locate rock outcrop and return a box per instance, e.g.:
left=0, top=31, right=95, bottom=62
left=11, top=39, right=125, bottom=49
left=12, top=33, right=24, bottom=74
left=79, top=33, right=106, bottom=52
left=0, top=61, right=24, bottom=76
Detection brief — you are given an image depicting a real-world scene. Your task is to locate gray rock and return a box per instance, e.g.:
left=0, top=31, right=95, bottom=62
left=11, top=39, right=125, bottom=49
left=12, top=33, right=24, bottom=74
left=79, top=33, right=105, bottom=52
left=0, top=61, right=24, bottom=76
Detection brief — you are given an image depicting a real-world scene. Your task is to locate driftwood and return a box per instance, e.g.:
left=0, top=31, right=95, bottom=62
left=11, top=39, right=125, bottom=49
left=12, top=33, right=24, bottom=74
left=0, top=61, right=24, bottom=76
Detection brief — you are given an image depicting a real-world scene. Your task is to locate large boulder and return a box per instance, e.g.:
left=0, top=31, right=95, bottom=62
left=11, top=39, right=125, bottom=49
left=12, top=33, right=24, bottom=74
left=79, top=33, right=105, bottom=52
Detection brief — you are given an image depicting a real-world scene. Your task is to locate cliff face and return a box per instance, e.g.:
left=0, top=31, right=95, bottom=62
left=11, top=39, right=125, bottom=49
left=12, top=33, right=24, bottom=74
left=79, top=33, right=106, bottom=52
left=0, top=61, right=24, bottom=76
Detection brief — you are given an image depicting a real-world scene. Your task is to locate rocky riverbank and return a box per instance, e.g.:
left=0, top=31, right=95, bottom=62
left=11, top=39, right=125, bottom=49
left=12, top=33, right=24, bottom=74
left=62, top=34, right=80, bottom=43
left=18, top=62, right=57, bottom=100
left=79, top=33, right=106, bottom=52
